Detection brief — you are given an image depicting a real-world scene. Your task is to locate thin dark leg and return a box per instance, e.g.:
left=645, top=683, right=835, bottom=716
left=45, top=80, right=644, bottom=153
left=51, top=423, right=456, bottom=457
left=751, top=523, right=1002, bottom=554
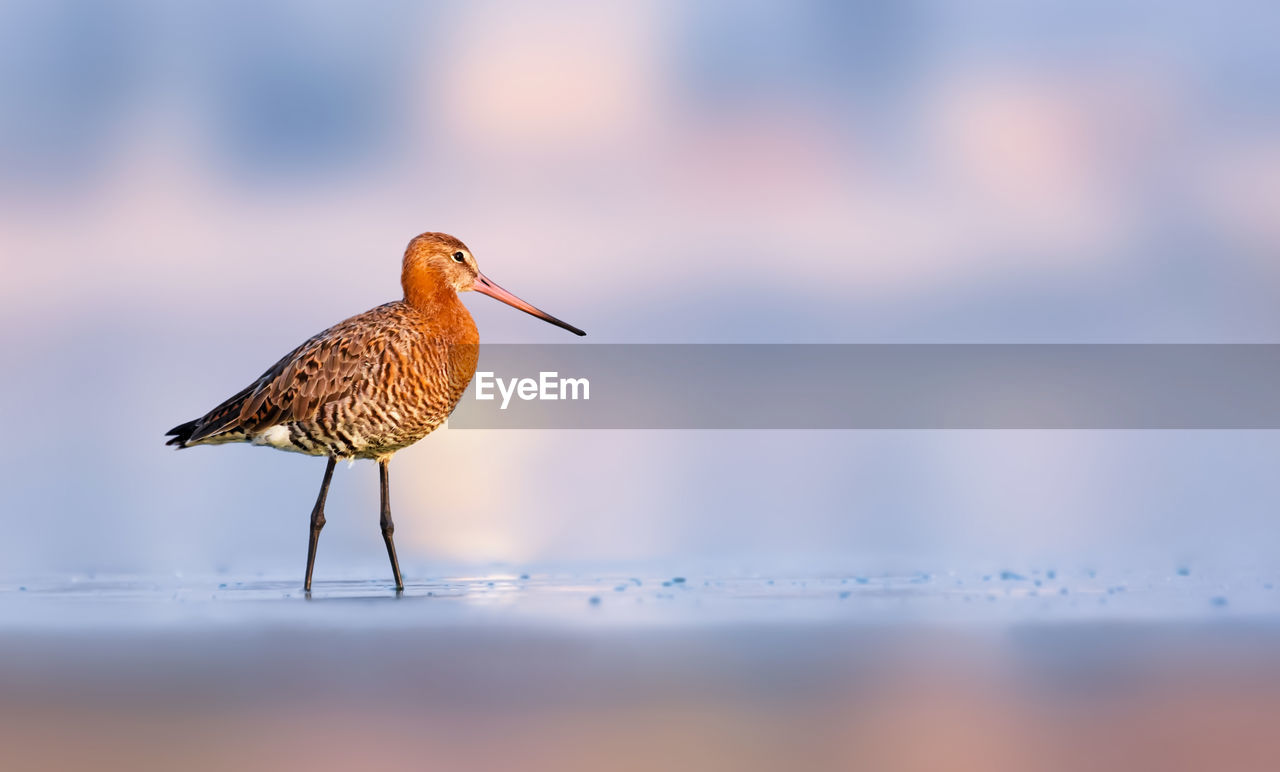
left=304, top=456, right=337, bottom=593
left=379, top=459, right=405, bottom=591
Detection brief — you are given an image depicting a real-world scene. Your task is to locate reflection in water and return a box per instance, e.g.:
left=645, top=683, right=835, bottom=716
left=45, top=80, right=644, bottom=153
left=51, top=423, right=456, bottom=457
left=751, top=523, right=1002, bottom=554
left=1, top=571, right=1278, bottom=770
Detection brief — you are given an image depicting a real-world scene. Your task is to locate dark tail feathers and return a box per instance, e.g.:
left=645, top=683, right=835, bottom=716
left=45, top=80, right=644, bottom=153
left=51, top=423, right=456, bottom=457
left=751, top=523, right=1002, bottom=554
left=165, top=420, right=198, bottom=448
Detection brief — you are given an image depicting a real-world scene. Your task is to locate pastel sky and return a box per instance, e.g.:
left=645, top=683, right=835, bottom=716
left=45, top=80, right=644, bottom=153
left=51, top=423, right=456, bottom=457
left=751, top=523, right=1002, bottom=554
left=1, top=2, right=1277, bottom=576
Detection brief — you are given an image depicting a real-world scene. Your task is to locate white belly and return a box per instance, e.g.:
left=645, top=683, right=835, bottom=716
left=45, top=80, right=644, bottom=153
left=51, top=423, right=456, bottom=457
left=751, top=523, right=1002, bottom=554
left=251, top=425, right=294, bottom=449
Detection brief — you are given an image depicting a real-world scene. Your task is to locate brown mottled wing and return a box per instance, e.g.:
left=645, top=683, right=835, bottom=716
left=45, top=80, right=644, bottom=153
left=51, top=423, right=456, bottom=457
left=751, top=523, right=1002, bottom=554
left=184, top=308, right=389, bottom=445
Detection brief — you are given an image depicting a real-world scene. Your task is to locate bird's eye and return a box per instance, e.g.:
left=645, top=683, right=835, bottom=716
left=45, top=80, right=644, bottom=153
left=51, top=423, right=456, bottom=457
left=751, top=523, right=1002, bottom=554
left=452, top=251, right=466, bottom=263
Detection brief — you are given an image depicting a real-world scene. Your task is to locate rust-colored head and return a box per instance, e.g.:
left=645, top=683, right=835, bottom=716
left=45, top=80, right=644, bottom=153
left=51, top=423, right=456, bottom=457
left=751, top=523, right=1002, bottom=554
left=402, top=232, right=585, bottom=336
left=402, top=232, right=478, bottom=297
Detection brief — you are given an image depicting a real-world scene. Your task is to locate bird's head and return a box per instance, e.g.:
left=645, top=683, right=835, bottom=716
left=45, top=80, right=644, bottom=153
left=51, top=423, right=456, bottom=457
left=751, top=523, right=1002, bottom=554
left=402, top=232, right=585, bottom=336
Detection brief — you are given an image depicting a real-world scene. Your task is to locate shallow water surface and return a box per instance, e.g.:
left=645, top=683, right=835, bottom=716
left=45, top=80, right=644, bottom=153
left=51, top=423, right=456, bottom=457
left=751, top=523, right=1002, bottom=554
left=1, top=569, right=1278, bottom=771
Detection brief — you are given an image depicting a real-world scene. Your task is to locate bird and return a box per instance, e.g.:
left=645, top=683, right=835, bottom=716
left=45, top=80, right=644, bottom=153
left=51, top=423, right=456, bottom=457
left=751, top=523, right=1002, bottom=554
left=165, top=232, right=584, bottom=592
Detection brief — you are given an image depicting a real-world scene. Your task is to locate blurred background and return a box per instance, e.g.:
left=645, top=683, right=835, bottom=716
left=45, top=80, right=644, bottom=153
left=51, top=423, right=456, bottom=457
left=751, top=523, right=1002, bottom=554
left=3, top=3, right=1280, bottom=770
left=1, top=0, right=1278, bottom=577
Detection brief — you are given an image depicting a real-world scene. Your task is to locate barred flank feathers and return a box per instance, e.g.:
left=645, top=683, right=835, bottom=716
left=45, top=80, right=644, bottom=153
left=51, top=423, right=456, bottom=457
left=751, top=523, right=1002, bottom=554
left=161, top=233, right=506, bottom=460
left=161, top=300, right=479, bottom=459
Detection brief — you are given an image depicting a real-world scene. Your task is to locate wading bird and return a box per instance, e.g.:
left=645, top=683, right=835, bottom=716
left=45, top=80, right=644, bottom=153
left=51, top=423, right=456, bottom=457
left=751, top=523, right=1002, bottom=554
left=166, top=233, right=584, bottom=592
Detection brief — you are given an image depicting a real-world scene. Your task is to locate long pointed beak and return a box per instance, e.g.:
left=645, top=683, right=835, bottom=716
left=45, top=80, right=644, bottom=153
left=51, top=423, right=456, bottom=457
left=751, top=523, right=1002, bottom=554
left=473, top=273, right=586, bottom=336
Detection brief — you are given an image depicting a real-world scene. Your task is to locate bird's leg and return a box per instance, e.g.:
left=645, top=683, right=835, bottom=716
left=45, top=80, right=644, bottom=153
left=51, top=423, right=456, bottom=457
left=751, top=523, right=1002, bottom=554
left=304, top=456, right=337, bottom=593
left=379, top=459, right=405, bottom=592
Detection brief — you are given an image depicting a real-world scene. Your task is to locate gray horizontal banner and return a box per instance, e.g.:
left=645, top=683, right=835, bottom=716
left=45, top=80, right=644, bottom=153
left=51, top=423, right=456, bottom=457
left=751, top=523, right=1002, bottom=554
left=447, top=345, right=1280, bottom=429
